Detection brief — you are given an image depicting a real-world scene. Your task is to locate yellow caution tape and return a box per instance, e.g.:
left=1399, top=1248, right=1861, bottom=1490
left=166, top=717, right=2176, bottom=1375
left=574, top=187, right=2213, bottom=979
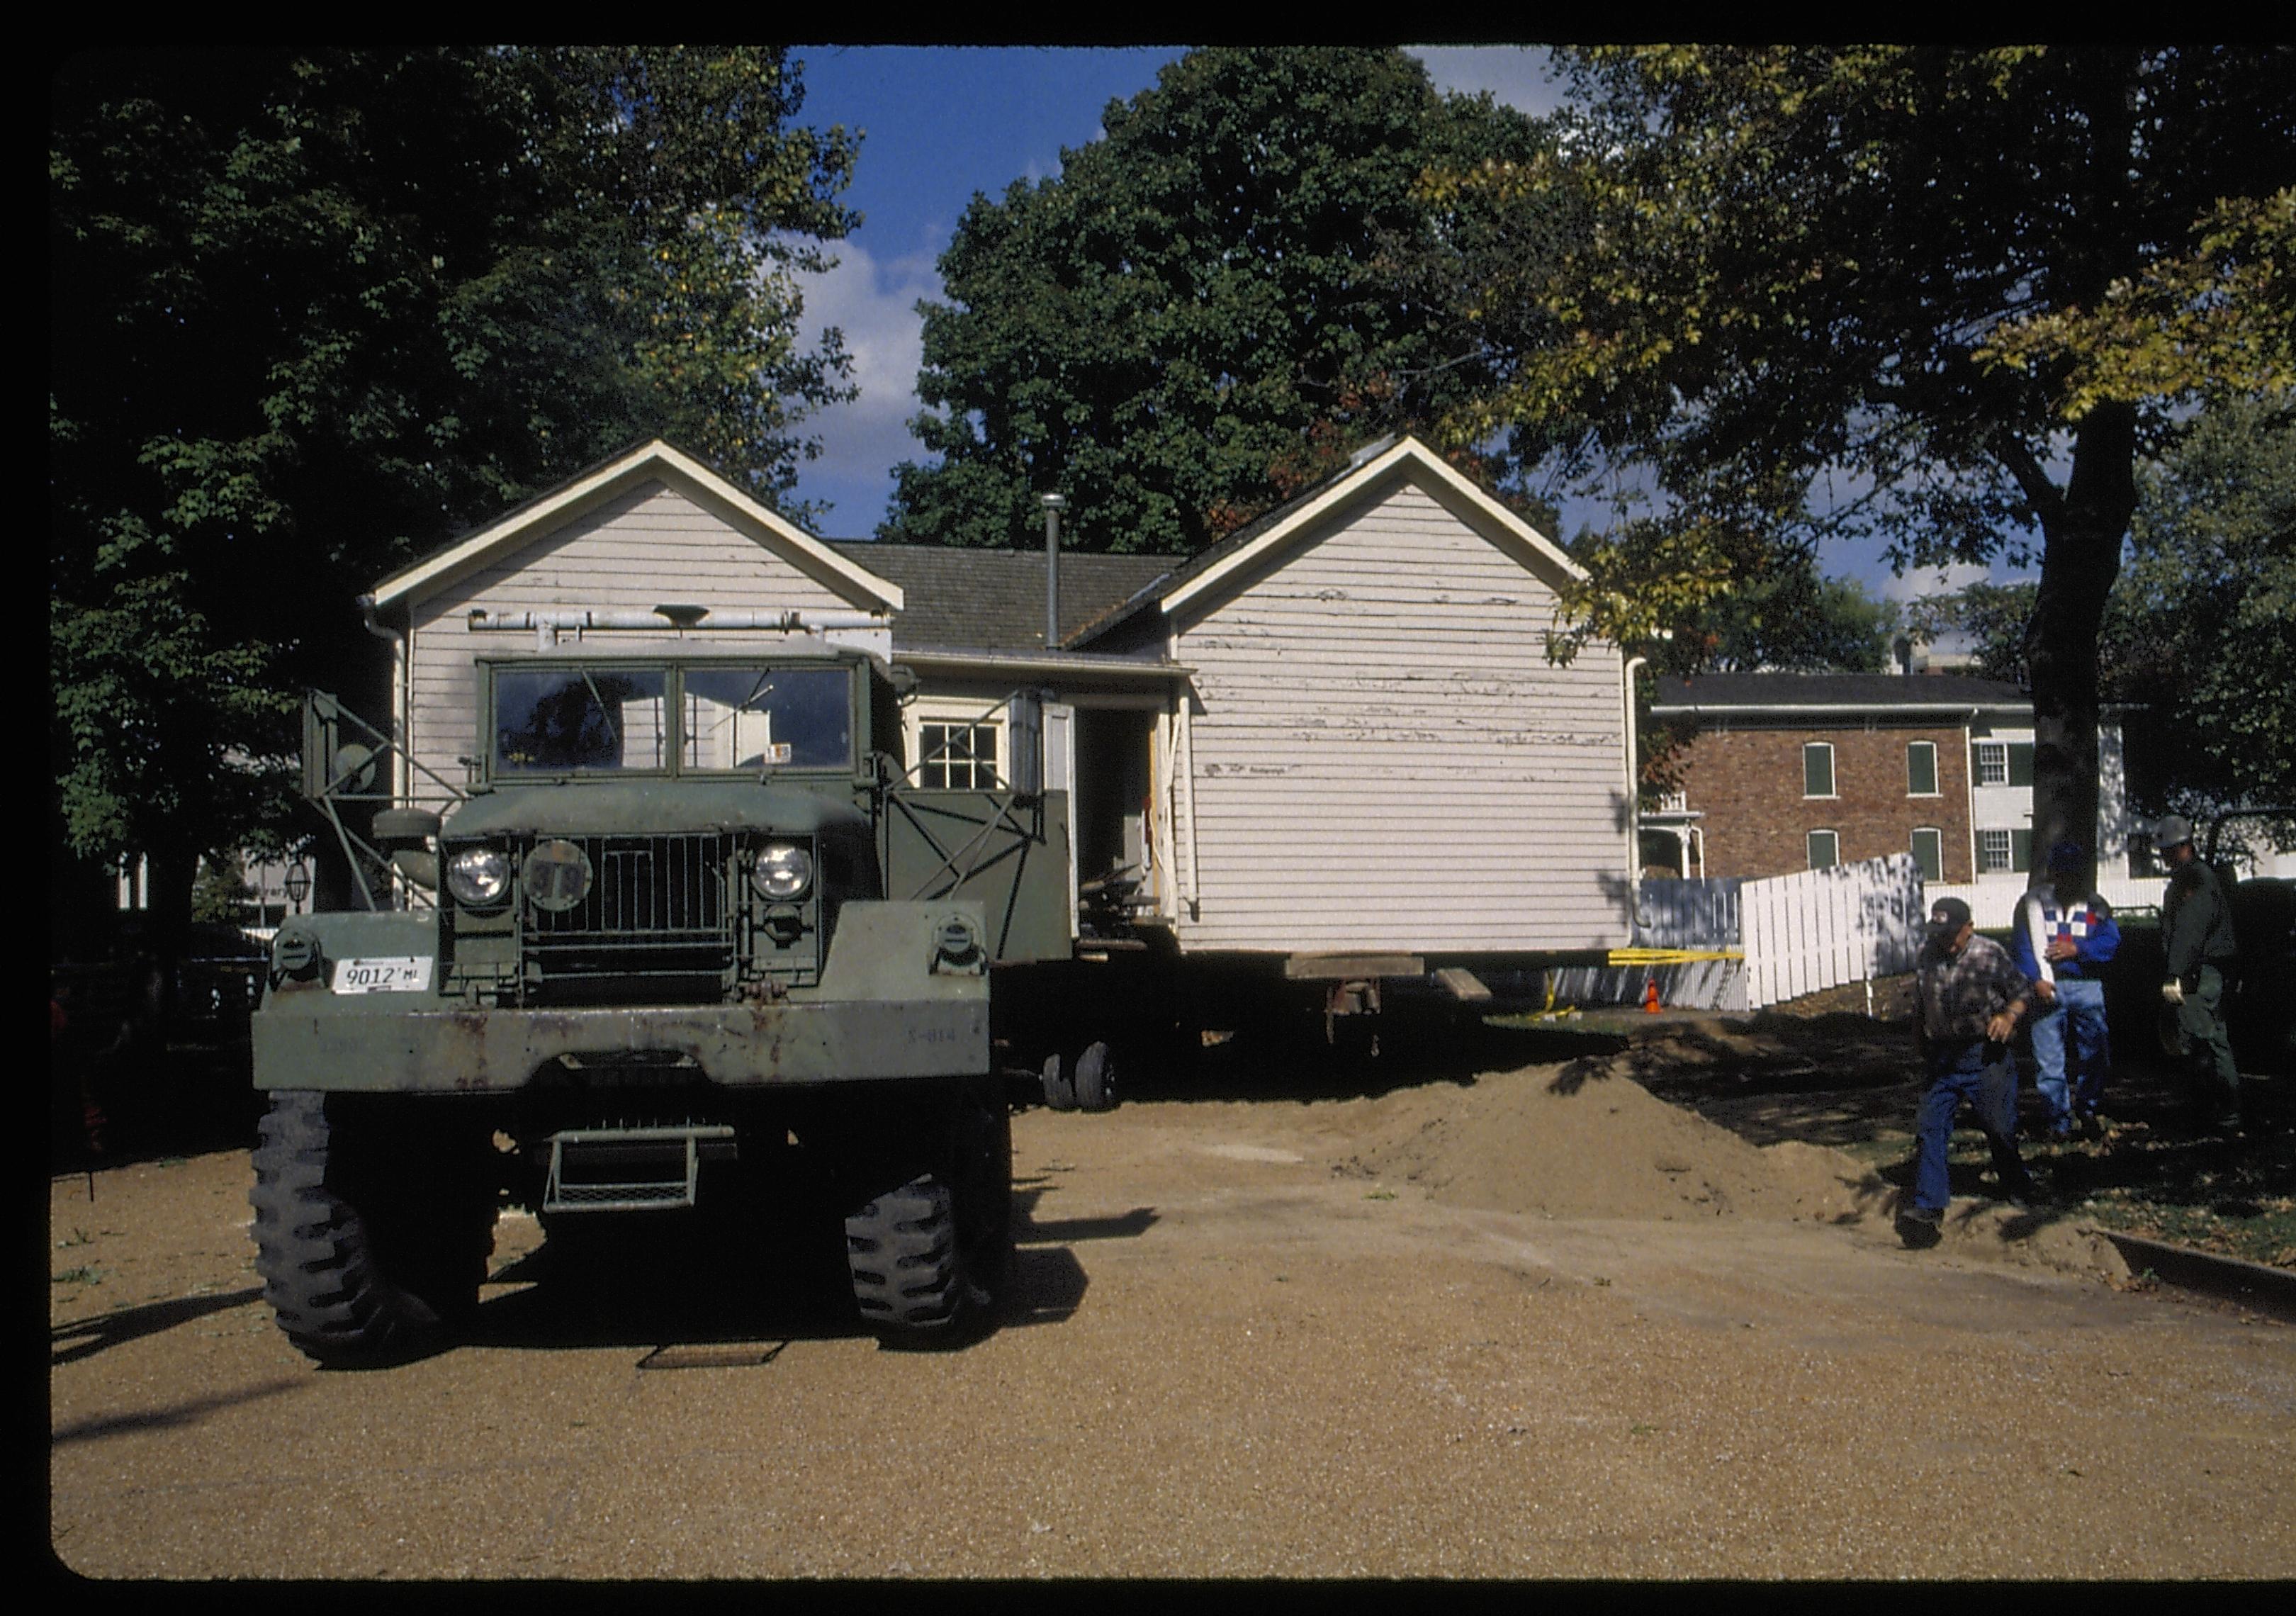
left=1604, top=948, right=1744, bottom=965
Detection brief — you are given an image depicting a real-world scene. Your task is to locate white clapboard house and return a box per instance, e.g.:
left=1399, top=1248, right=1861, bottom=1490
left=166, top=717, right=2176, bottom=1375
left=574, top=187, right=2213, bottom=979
left=359, top=434, right=1636, bottom=973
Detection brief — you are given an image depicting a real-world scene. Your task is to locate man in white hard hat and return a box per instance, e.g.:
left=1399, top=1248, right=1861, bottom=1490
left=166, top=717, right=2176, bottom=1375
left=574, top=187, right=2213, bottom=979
left=2156, top=815, right=2243, bottom=1132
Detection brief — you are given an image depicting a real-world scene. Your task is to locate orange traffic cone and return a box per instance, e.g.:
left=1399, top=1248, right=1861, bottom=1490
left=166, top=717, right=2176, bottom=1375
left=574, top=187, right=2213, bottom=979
left=1643, top=977, right=1662, bottom=1014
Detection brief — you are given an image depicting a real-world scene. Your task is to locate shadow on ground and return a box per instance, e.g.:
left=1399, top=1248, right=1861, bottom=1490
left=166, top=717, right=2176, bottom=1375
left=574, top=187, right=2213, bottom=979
left=1592, top=1009, right=2292, bottom=1268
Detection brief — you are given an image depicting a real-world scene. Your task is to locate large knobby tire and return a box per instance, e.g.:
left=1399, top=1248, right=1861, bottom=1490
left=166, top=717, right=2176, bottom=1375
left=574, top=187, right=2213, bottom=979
left=249, top=1092, right=497, bottom=1367
left=842, top=1088, right=1011, bottom=1342
left=1074, top=1041, right=1119, bottom=1112
left=1041, top=1053, right=1079, bottom=1111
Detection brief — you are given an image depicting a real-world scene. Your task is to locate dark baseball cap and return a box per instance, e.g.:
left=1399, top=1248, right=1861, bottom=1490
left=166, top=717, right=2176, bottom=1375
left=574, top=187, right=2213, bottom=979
left=1929, top=896, right=1972, bottom=930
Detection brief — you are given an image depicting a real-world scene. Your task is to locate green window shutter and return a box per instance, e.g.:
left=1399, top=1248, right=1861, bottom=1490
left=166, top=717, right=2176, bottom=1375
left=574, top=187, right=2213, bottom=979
left=1971, top=741, right=1984, bottom=782
left=1907, top=741, right=1937, bottom=795
left=1803, top=743, right=1834, bottom=797
left=2008, top=742, right=2035, bottom=787
left=2010, top=829, right=2034, bottom=872
left=1913, top=828, right=1943, bottom=882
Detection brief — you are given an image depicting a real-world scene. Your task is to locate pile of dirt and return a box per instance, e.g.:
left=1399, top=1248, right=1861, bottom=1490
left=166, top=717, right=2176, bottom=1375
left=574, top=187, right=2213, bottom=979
left=1326, top=1062, right=1887, bottom=1224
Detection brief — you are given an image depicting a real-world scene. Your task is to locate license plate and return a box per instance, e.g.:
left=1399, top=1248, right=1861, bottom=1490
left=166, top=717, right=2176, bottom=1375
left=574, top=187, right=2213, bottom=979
left=331, top=956, right=434, bottom=994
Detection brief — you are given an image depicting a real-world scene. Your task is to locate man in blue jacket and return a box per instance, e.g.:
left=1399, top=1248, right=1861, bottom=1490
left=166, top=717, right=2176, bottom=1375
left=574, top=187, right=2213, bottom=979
left=2011, top=841, right=2121, bottom=1140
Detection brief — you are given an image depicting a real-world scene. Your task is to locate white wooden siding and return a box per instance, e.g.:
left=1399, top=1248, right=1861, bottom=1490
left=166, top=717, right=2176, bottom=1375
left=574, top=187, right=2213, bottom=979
left=1172, top=481, right=1630, bottom=953
left=401, top=481, right=875, bottom=809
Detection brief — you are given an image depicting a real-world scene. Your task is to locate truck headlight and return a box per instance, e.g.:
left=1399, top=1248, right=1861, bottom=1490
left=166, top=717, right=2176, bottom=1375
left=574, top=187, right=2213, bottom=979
left=753, top=843, right=813, bottom=901
left=272, top=928, right=322, bottom=979
left=522, top=838, right=592, bottom=913
left=445, top=847, right=512, bottom=907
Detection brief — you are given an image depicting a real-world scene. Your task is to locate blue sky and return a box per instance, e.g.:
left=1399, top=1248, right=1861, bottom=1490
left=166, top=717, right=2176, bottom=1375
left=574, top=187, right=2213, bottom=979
left=780, top=45, right=2002, bottom=607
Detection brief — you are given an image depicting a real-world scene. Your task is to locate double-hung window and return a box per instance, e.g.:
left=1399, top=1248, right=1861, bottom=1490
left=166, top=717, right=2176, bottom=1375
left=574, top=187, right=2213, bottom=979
left=1971, top=740, right=2034, bottom=787
left=1802, top=741, right=1836, bottom=799
left=1911, top=827, right=1944, bottom=882
left=1978, top=829, right=2035, bottom=874
left=1906, top=741, right=1939, bottom=796
left=1806, top=829, right=1840, bottom=870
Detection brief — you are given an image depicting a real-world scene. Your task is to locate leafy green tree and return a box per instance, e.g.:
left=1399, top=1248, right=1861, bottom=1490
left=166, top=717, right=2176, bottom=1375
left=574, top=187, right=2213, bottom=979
left=1422, top=47, right=2296, bottom=880
left=1901, top=582, right=2042, bottom=688
left=1670, top=566, right=1898, bottom=675
left=884, top=47, right=1550, bottom=554
left=2115, top=397, right=2296, bottom=816
left=50, top=47, right=857, bottom=946
left=1900, top=398, right=2295, bottom=819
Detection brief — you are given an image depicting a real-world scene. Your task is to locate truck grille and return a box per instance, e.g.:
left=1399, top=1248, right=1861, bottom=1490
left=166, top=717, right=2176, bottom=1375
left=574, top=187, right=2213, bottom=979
left=522, top=832, right=736, bottom=997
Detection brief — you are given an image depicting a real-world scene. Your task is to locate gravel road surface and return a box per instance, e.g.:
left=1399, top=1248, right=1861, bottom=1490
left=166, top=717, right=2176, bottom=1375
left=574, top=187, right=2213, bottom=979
left=50, top=1058, right=2296, bottom=1580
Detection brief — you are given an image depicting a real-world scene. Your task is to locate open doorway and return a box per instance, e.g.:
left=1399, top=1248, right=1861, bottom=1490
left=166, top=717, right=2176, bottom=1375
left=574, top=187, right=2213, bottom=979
left=1073, top=707, right=1158, bottom=919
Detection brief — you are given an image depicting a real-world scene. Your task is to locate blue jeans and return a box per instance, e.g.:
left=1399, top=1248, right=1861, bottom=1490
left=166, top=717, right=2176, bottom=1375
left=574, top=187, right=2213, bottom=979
left=2030, top=976, right=2110, bottom=1126
left=1913, top=1040, right=2033, bottom=1216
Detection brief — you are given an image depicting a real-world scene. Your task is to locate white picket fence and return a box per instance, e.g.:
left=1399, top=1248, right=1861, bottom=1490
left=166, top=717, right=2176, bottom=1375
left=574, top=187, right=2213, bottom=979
left=1551, top=859, right=2175, bottom=1014
left=1548, top=854, right=1927, bottom=1012
left=1740, top=855, right=1927, bottom=1010
left=1920, top=876, right=2168, bottom=930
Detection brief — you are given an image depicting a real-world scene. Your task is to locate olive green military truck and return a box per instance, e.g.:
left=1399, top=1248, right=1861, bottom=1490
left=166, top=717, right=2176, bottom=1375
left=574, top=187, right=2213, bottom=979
left=250, top=649, right=1071, bottom=1364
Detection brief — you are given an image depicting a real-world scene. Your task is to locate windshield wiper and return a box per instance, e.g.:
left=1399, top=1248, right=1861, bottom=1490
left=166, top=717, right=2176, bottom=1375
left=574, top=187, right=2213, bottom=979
left=579, top=669, right=621, bottom=752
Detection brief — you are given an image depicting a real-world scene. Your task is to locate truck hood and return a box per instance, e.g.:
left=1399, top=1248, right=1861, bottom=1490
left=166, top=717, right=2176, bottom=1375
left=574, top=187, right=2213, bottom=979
left=441, top=780, right=870, bottom=841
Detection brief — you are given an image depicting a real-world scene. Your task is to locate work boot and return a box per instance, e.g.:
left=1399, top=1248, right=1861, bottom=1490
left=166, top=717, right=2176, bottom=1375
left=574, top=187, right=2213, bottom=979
left=1896, top=1204, right=1943, bottom=1249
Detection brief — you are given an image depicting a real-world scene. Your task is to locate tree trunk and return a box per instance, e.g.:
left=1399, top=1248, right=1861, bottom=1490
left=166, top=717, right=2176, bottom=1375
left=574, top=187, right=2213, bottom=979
left=2023, top=402, right=2136, bottom=890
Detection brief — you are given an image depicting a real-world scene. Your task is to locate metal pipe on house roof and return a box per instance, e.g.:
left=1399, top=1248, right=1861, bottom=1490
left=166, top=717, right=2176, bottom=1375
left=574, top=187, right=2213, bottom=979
left=465, top=605, right=887, bottom=651
left=1041, top=494, right=1068, bottom=651
left=356, top=593, right=410, bottom=802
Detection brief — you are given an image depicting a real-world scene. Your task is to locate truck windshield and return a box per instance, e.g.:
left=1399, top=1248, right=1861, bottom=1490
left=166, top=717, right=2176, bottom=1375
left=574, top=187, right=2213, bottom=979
left=492, top=665, right=853, bottom=775
left=682, top=666, right=852, bottom=771
left=495, top=668, right=670, bottom=773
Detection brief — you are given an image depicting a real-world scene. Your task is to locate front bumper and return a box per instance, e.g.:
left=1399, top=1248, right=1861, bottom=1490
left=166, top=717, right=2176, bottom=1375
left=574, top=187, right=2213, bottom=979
left=251, top=898, right=994, bottom=1094
left=253, top=994, right=990, bottom=1093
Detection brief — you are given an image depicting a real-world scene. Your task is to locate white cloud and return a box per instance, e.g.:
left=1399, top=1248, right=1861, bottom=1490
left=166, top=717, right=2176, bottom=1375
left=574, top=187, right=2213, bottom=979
left=1876, top=560, right=1993, bottom=605
left=1407, top=46, right=1570, bottom=118
left=787, top=242, right=943, bottom=533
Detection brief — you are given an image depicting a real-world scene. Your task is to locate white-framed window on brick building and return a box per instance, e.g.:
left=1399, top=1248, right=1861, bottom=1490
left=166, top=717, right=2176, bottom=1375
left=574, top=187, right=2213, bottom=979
left=1971, top=739, right=2034, bottom=787
left=1907, top=740, right=1939, bottom=796
left=1806, top=829, right=1840, bottom=870
left=1978, top=827, right=2035, bottom=874
left=1911, top=826, right=1944, bottom=882
left=917, top=721, right=1001, bottom=790
left=1802, top=741, right=1836, bottom=798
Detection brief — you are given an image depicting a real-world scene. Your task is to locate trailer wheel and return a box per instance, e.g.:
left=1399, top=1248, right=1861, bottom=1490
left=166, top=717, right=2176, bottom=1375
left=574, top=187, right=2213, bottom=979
left=843, top=1087, right=1011, bottom=1341
left=1041, top=1052, right=1079, bottom=1111
left=249, top=1092, right=496, bottom=1367
left=1074, top=1040, right=1119, bottom=1112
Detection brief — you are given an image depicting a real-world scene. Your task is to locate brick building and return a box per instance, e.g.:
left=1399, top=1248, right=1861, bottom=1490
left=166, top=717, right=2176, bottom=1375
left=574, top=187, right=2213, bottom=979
left=1645, top=672, right=2134, bottom=888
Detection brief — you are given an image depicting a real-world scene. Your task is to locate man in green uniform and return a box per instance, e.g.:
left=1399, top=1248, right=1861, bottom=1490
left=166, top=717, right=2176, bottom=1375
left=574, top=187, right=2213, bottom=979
left=2156, top=814, right=2243, bottom=1132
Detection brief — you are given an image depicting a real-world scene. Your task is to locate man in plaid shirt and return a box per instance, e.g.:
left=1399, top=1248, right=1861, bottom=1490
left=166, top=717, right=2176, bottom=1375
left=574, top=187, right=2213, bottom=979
left=1901, top=896, right=2037, bottom=1245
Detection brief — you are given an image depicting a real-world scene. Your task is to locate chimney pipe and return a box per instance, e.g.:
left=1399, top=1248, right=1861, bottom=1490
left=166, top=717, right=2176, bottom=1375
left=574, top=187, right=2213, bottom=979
left=1040, top=493, right=1068, bottom=650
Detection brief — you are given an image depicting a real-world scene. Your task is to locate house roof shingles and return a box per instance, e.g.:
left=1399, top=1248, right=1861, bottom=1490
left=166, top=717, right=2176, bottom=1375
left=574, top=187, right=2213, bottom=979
left=1651, top=671, right=2031, bottom=713
left=821, top=543, right=1179, bottom=655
